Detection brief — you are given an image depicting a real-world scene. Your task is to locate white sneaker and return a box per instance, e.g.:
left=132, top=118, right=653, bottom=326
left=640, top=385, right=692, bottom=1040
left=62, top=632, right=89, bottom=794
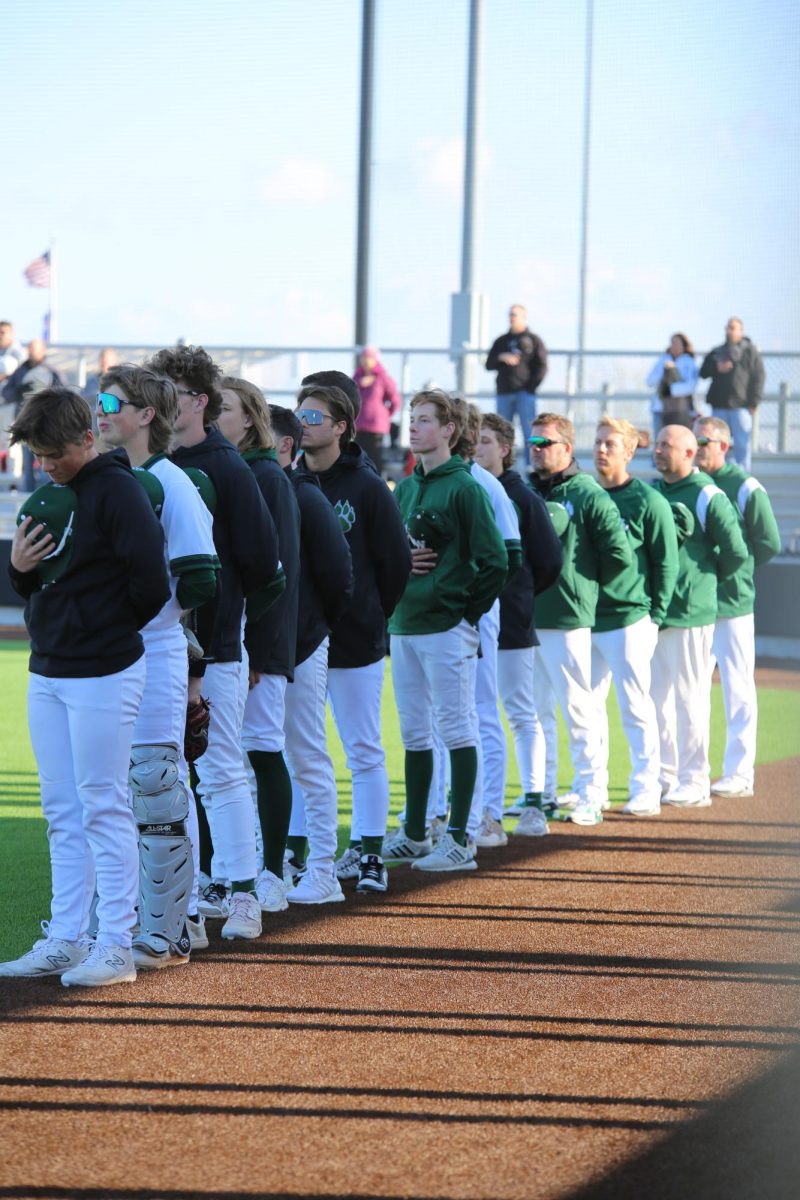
left=623, top=795, right=662, bottom=816
left=503, top=797, right=526, bottom=818
left=569, top=798, right=603, bottom=826
left=220, top=892, right=262, bottom=940
left=286, top=867, right=345, bottom=905
left=556, top=791, right=581, bottom=812
left=132, top=936, right=191, bottom=971
left=711, top=777, right=754, bottom=798
left=411, top=832, right=478, bottom=872
left=198, top=880, right=230, bottom=918
left=0, top=922, right=90, bottom=978
left=256, top=869, right=289, bottom=913
left=61, top=942, right=136, bottom=988
left=513, top=807, right=549, bottom=837
left=187, top=914, right=208, bottom=950
left=335, top=846, right=363, bottom=880
left=663, top=786, right=712, bottom=808
left=474, top=815, right=508, bottom=848
left=382, top=828, right=433, bottom=861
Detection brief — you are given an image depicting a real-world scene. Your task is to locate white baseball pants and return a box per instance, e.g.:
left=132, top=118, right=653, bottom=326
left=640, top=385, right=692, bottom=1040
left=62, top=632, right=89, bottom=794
left=284, top=639, right=339, bottom=871
left=471, top=601, right=507, bottom=826
left=497, top=646, right=537, bottom=796
left=650, top=624, right=713, bottom=796
left=328, top=660, right=390, bottom=841
left=711, top=613, right=757, bottom=789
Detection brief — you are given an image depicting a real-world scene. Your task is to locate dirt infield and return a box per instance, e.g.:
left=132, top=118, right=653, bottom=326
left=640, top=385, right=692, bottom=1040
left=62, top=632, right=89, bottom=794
left=2, top=755, right=799, bottom=1200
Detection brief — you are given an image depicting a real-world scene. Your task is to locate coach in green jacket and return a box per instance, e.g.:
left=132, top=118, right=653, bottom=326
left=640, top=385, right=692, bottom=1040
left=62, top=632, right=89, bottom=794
left=694, top=415, right=781, bottom=799
left=651, top=424, right=748, bottom=808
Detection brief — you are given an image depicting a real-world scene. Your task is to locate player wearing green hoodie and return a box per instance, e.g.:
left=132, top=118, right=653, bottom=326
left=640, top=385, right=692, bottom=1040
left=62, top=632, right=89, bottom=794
left=385, top=389, right=508, bottom=872
left=651, top=424, right=748, bottom=807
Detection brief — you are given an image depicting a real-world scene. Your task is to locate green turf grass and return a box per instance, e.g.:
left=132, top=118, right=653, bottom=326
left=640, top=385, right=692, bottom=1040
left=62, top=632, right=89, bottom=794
left=0, top=638, right=798, bottom=960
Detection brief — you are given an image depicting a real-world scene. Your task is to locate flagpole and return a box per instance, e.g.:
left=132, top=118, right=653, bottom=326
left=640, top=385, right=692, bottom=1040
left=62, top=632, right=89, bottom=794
left=47, top=238, right=58, bottom=344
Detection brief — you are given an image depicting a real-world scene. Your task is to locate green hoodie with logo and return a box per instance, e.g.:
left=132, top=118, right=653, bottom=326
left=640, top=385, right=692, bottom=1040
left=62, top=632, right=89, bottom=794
left=651, top=470, right=749, bottom=627
left=389, top=455, right=509, bottom=635
left=708, top=462, right=781, bottom=618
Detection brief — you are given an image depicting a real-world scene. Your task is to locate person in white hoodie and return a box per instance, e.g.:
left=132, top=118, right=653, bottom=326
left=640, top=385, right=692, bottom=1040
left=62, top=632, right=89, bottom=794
left=646, top=333, right=699, bottom=440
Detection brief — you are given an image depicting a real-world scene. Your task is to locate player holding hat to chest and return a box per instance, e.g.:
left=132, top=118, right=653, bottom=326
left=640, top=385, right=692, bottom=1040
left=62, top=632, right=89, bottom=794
left=95, top=364, right=219, bottom=969
left=0, top=387, right=169, bottom=986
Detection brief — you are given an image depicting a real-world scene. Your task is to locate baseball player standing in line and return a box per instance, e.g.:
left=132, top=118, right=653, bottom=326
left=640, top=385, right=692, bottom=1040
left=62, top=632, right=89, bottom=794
left=269, top=405, right=355, bottom=888
left=385, top=389, right=508, bottom=871
left=591, top=416, right=679, bottom=817
left=217, top=378, right=300, bottom=916
left=529, top=413, right=632, bottom=827
left=295, top=382, right=411, bottom=897
left=96, top=364, right=219, bottom=967
left=473, top=413, right=563, bottom=837
left=151, top=345, right=282, bottom=941
left=651, top=425, right=748, bottom=807
left=1, top=387, right=169, bottom=985
left=693, top=416, right=781, bottom=797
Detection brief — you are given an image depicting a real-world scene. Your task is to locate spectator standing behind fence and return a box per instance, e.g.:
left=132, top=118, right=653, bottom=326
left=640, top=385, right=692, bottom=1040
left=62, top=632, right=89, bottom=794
left=83, top=348, right=119, bottom=404
left=699, top=318, right=765, bottom=472
left=485, top=305, right=547, bottom=470
left=2, top=339, right=62, bottom=490
left=645, top=333, right=699, bottom=437
left=352, top=347, right=401, bottom=476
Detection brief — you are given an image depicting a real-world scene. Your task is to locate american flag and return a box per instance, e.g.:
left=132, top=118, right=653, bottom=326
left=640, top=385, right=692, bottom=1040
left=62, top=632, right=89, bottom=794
left=23, top=251, right=51, bottom=288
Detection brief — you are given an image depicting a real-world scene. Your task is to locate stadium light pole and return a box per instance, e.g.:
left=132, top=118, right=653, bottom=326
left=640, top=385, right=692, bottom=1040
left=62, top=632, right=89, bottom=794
left=577, top=0, right=594, bottom=393
left=354, top=0, right=376, bottom=355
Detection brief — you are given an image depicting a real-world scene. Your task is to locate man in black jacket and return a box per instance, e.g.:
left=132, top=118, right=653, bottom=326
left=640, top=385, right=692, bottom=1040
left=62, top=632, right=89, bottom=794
left=699, top=317, right=764, bottom=472
left=485, top=305, right=547, bottom=470
left=294, top=382, right=411, bottom=897
left=2, top=338, right=62, bottom=489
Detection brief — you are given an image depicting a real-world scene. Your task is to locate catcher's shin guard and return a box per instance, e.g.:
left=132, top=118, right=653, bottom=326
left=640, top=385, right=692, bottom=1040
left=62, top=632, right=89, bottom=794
left=130, top=745, right=192, bottom=957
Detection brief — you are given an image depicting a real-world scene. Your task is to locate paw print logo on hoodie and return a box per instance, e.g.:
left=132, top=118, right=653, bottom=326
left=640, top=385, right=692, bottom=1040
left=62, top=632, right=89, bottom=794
left=335, top=498, right=356, bottom=533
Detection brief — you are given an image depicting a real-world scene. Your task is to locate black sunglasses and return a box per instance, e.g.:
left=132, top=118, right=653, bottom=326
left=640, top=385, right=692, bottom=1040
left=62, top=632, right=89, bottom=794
left=528, top=436, right=567, bottom=448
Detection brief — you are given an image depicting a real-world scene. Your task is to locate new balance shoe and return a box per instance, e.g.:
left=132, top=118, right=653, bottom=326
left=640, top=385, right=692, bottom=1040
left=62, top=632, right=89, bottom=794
left=474, top=815, right=508, bottom=848
left=569, top=798, right=603, bottom=826
left=623, top=795, right=662, bottom=816
left=335, top=846, right=363, bottom=881
left=286, top=867, right=345, bottom=905
left=710, top=776, right=754, bottom=798
left=61, top=942, right=136, bottom=988
left=220, top=892, right=262, bottom=940
left=187, top=914, right=209, bottom=951
left=411, top=831, right=478, bottom=872
left=198, top=880, right=230, bottom=919
left=663, top=786, right=712, bottom=808
left=382, top=828, right=433, bottom=861
left=356, top=854, right=389, bottom=894
left=256, top=869, right=289, bottom=913
left=0, top=921, right=90, bottom=978
left=513, top=807, right=549, bottom=837
left=132, top=934, right=191, bottom=971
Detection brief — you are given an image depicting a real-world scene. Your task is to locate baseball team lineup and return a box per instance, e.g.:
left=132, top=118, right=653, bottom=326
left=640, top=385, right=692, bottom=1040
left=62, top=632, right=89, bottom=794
left=0, top=342, right=781, bottom=988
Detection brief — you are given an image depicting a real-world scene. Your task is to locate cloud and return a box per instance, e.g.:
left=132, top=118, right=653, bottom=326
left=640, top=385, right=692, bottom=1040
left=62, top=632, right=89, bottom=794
left=416, top=136, right=492, bottom=199
left=258, top=159, right=342, bottom=204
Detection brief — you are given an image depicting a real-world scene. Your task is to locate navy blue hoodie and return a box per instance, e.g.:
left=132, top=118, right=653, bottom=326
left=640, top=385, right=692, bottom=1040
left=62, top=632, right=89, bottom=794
left=289, top=468, right=355, bottom=666
left=9, top=449, right=169, bottom=677
left=171, top=429, right=280, bottom=665
left=243, top=449, right=300, bottom=680
left=296, top=443, right=411, bottom=668
left=498, top=469, right=563, bottom=649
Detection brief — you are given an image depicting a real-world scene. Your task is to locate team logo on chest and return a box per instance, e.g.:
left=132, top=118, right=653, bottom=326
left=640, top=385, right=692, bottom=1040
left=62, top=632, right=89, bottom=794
left=335, top=498, right=356, bottom=532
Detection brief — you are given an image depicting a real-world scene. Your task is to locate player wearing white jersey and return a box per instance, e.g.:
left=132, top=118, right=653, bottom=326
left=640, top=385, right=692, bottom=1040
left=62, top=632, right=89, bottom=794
left=96, top=364, right=218, bottom=968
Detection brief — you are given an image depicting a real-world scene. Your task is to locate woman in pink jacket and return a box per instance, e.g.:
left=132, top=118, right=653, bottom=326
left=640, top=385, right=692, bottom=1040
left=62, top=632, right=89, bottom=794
left=353, top=347, right=401, bottom=476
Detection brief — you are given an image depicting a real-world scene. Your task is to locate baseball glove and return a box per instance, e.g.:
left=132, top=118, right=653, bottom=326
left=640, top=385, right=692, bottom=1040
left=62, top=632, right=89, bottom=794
left=184, top=697, right=211, bottom=763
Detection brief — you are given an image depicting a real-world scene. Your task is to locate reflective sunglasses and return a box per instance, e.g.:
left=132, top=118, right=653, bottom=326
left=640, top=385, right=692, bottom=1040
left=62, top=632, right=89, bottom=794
left=296, top=407, right=335, bottom=426
left=96, top=391, right=134, bottom=414
left=695, top=436, right=722, bottom=447
left=528, top=435, right=567, bottom=448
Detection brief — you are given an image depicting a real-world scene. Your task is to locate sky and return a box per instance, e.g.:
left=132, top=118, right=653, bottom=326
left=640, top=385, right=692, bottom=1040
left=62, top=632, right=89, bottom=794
left=1, top=0, right=798, bottom=394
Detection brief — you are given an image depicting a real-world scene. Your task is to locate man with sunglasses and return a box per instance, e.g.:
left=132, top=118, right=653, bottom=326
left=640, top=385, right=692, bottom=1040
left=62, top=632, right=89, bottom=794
left=1, top=387, right=169, bottom=986
left=96, top=365, right=218, bottom=968
left=529, top=413, right=632, bottom=826
left=295, top=383, right=411, bottom=898
left=693, top=416, right=781, bottom=798
left=651, top=424, right=748, bottom=807
left=148, top=345, right=282, bottom=942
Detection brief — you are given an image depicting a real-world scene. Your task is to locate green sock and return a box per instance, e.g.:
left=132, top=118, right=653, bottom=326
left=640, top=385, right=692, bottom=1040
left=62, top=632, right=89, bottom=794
left=404, top=749, right=434, bottom=840
left=248, top=749, right=293, bottom=878
left=362, top=836, right=383, bottom=856
left=448, top=746, right=478, bottom=846
left=524, top=791, right=543, bottom=810
left=349, top=838, right=363, bottom=850
left=285, top=835, right=307, bottom=863
left=232, top=878, right=256, bottom=896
